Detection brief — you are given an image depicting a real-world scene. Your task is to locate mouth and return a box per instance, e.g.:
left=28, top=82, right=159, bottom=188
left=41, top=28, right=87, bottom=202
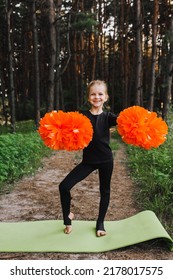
left=93, top=100, right=101, bottom=103
left=93, top=101, right=101, bottom=105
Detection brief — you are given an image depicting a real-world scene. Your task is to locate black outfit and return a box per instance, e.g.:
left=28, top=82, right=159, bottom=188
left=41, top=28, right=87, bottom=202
left=59, top=110, right=117, bottom=230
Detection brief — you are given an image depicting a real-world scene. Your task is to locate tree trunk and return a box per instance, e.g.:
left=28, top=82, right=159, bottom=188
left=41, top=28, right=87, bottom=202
left=47, top=0, right=56, bottom=112
left=135, top=0, right=143, bottom=106
left=92, top=33, right=97, bottom=81
left=162, top=17, right=173, bottom=120
left=148, top=0, right=159, bottom=111
left=0, top=65, right=8, bottom=125
left=120, top=0, right=125, bottom=107
left=110, top=0, right=117, bottom=112
left=5, top=0, right=15, bottom=132
left=79, top=31, right=85, bottom=107
left=54, top=0, right=62, bottom=110
left=73, top=32, right=79, bottom=109
left=124, top=1, right=130, bottom=108
left=32, top=0, right=40, bottom=128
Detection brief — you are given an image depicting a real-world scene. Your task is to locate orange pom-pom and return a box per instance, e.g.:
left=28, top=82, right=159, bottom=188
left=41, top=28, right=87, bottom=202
left=117, top=106, right=168, bottom=149
left=64, top=111, right=94, bottom=151
left=38, top=111, right=93, bottom=151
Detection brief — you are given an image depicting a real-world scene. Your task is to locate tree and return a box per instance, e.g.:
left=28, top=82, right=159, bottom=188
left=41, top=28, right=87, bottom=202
left=47, top=0, right=56, bottom=112
left=0, top=0, right=8, bottom=125
left=135, top=0, right=143, bottom=106
left=5, top=0, right=15, bottom=132
left=0, top=0, right=173, bottom=123
left=32, top=0, right=40, bottom=128
left=109, top=0, right=117, bottom=111
left=54, top=0, right=62, bottom=110
left=148, top=0, right=159, bottom=111
left=162, top=16, right=173, bottom=120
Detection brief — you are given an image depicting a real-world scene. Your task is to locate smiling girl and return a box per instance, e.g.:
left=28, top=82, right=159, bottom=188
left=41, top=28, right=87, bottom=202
left=59, top=80, right=117, bottom=237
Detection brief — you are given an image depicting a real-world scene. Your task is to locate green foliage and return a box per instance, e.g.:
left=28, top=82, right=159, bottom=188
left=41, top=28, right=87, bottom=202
left=110, top=138, right=119, bottom=151
left=0, top=120, right=36, bottom=134
left=126, top=131, right=173, bottom=234
left=110, top=130, right=120, bottom=151
left=0, top=121, right=51, bottom=192
left=71, top=12, right=98, bottom=32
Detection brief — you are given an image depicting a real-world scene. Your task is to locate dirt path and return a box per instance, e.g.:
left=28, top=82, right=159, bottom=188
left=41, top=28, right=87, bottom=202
left=0, top=143, right=172, bottom=260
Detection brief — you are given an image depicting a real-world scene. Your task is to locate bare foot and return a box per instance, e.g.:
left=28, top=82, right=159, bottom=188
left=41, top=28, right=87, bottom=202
left=96, top=230, right=107, bottom=237
left=96, top=221, right=106, bottom=237
left=64, top=225, right=72, bottom=234
left=64, top=212, right=74, bottom=234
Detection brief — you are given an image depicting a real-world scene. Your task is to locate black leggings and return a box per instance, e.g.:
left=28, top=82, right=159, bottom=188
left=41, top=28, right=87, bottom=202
left=59, top=160, right=113, bottom=230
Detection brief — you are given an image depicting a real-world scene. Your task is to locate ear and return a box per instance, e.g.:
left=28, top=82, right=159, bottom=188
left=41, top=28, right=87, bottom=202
left=105, top=95, right=109, bottom=102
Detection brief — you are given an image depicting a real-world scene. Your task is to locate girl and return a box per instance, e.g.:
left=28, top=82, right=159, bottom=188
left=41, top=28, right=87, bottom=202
left=59, top=80, right=117, bottom=237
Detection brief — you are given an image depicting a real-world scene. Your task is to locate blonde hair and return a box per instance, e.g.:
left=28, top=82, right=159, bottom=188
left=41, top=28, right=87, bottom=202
left=87, top=80, right=108, bottom=98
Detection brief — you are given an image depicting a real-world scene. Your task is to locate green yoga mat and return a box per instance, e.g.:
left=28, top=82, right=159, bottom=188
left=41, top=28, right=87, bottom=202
left=0, top=211, right=172, bottom=252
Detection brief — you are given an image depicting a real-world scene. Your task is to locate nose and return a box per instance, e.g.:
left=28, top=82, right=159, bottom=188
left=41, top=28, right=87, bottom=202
left=94, top=94, right=100, bottom=99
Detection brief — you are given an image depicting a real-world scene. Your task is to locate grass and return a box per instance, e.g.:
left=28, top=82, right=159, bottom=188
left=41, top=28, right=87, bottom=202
left=0, top=121, right=51, bottom=193
left=110, top=129, right=120, bottom=152
left=126, top=130, right=173, bottom=236
left=0, top=120, right=36, bottom=134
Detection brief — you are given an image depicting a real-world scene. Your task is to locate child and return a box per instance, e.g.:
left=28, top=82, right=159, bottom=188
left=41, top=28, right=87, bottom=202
left=59, top=80, right=117, bottom=237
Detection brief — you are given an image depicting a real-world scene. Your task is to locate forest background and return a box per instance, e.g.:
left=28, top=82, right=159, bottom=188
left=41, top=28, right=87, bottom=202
left=0, top=0, right=173, bottom=130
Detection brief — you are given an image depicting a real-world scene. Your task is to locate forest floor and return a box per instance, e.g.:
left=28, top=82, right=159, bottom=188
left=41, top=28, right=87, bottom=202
left=0, top=142, right=172, bottom=260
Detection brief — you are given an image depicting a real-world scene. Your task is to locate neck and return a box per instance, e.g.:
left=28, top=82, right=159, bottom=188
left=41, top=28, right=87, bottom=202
left=89, top=107, right=103, bottom=115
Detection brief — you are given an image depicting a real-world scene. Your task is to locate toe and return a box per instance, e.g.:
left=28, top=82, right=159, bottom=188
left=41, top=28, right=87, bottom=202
left=96, top=230, right=107, bottom=237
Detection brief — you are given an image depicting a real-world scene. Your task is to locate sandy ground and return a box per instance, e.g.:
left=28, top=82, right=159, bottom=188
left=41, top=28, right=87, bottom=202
left=0, top=142, right=172, bottom=260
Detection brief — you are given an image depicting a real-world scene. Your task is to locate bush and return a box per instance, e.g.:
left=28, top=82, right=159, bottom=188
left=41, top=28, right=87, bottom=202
left=0, top=121, right=51, bottom=192
left=110, top=130, right=120, bottom=151
left=126, top=131, right=173, bottom=234
left=0, top=120, right=36, bottom=135
left=0, top=133, right=50, bottom=183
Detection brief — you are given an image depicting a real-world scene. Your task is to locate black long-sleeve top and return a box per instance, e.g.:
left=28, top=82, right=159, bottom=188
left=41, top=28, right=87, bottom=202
left=81, top=110, right=117, bottom=164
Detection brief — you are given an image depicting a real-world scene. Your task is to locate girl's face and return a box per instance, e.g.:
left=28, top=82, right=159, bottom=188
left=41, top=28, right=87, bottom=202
left=88, top=84, right=108, bottom=110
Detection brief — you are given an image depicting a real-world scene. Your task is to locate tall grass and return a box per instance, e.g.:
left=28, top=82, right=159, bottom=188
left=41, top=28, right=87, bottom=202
left=0, top=121, right=51, bottom=193
left=126, top=126, right=173, bottom=235
left=110, top=130, right=120, bottom=151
